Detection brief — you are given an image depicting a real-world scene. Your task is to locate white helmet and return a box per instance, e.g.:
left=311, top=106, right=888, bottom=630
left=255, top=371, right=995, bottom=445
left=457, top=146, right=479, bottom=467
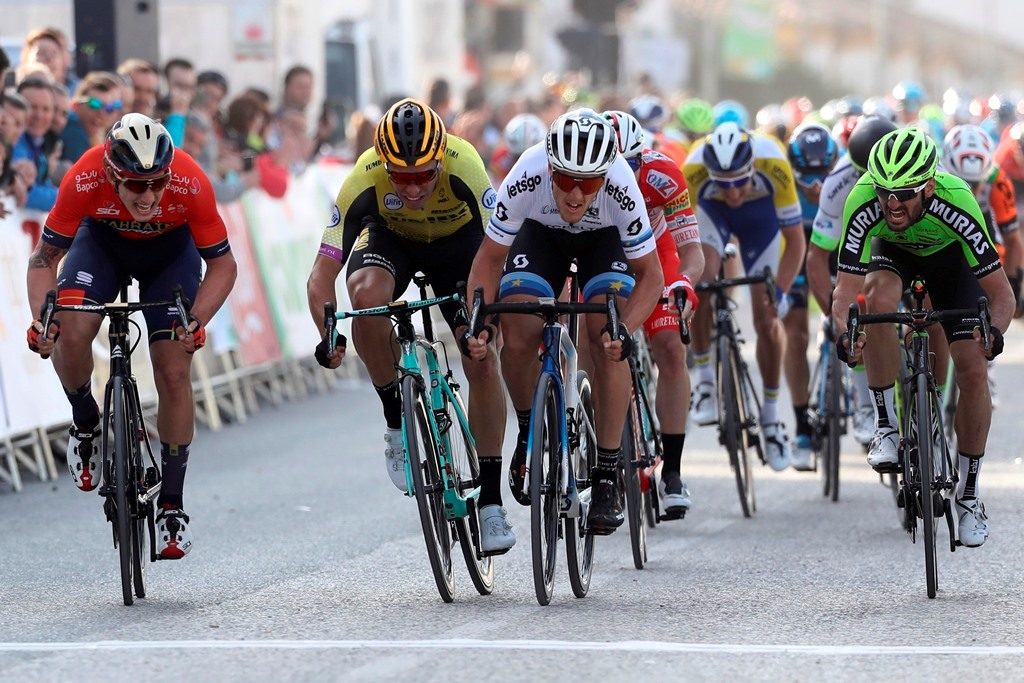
left=862, top=97, right=897, bottom=123
left=105, top=112, right=174, bottom=176
left=628, top=95, right=666, bottom=130
left=546, top=108, right=618, bottom=177
left=942, top=124, right=994, bottom=183
left=702, top=121, right=754, bottom=176
left=602, top=109, right=645, bottom=159
left=504, top=113, right=547, bottom=157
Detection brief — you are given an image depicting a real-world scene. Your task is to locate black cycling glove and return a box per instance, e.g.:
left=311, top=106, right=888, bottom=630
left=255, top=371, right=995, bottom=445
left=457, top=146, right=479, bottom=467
left=987, top=326, right=1004, bottom=359
left=315, top=333, right=347, bottom=368
left=605, top=322, right=634, bottom=361
left=835, top=332, right=853, bottom=365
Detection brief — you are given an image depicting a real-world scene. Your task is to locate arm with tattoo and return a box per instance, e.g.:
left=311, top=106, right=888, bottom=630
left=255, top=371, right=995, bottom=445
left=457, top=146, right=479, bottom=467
left=26, top=240, right=68, bottom=316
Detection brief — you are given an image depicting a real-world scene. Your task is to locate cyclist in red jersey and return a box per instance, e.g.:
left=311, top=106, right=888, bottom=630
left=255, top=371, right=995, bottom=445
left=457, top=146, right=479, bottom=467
left=26, top=113, right=237, bottom=560
left=605, top=110, right=703, bottom=518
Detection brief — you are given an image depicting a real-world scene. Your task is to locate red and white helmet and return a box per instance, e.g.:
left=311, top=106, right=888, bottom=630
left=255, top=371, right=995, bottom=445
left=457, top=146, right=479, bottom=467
left=942, top=124, right=994, bottom=183
left=602, top=109, right=645, bottom=160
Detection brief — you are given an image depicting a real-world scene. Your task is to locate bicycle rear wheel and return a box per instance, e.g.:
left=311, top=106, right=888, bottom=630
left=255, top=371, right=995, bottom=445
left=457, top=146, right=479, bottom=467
left=403, top=375, right=455, bottom=603
left=719, top=336, right=753, bottom=518
left=530, top=373, right=561, bottom=606
left=622, top=404, right=647, bottom=569
left=111, top=377, right=136, bottom=606
left=915, top=374, right=939, bottom=599
left=443, top=388, right=494, bottom=596
left=566, top=372, right=595, bottom=598
left=825, top=351, right=842, bottom=503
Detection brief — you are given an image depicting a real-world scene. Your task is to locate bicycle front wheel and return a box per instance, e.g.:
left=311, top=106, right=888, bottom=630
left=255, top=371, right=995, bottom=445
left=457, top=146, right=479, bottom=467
left=443, top=388, right=494, bottom=596
left=566, top=372, right=595, bottom=598
left=530, top=373, right=561, bottom=606
left=111, top=377, right=136, bottom=606
left=825, top=351, right=842, bottom=503
left=622, top=404, right=647, bottom=569
left=719, top=335, right=753, bottom=518
left=403, top=375, right=455, bottom=603
left=915, top=373, right=939, bottom=599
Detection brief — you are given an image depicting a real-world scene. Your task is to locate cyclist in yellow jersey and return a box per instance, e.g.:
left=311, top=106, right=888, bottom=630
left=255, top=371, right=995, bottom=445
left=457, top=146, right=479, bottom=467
left=306, top=99, right=514, bottom=553
left=683, top=122, right=806, bottom=471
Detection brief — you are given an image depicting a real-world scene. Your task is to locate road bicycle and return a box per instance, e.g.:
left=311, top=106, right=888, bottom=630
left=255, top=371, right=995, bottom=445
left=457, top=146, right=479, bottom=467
left=694, top=248, right=774, bottom=518
left=477, top=290, right=608, bottom=606
left=846, top=284, right=989, bottom=598
left=326, top=278, right=492, bottom=604
left=807, top=315, right=851, bottom=502
left=40, top=283, right=191, bottom=606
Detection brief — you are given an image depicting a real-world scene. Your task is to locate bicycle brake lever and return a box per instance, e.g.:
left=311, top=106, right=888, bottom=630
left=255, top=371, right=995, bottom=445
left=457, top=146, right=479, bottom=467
left=39, top=290, right=56, bottom=359
left=324, top=302, right=337, bottom=348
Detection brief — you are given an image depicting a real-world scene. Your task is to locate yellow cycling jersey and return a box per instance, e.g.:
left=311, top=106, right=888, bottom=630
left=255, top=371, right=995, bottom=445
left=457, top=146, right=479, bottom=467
left=682, top=132, right=803, bottom=228
left=318, top=134, right=496, bottom=263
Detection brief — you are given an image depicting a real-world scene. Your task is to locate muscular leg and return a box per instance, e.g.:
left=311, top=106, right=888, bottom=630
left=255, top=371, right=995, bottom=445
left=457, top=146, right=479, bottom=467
left=498, top=295, right=545, bottom=411
left=862, top=271, right=903, bottom=388
left=585, top=304, right=632, bottom=449
left=782, top=306, right=809, bottom=407
left=950, top=340, right=991, bottom=454
left=691, top=243, right=721, bottom=356
left=650, top=330, right=689, bottom=435
left=150, top=341, right=196, bottom=444
left=750, top=280, right=783, bottom=388
left=346, top=266, right=401, bottom=387
left=460, top=344, right=506, bottom=460
left=51, top=311, right=103, bottom=397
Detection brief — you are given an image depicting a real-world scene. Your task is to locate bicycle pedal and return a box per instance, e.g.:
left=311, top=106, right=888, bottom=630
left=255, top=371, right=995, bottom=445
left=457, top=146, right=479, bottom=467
left=481, top=547, right=512, bottom=558
left=587, top=525, right=617, bottom=537
left=870, top=462, right=902, bottom=475
left=660, top=508, right=687, bottom=521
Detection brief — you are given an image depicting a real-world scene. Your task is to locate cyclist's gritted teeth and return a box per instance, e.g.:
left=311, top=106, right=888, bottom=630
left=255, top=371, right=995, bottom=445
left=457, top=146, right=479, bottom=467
left=133, top=197, right=157, bottom=217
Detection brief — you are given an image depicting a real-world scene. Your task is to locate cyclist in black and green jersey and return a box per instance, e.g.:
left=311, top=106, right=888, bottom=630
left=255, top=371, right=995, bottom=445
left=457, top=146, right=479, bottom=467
left=831, top=127, right=1015, bottom=548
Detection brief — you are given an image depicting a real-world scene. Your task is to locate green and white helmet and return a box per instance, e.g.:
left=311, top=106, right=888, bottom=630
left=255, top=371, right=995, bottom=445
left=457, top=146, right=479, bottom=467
left=867, top=127, right=938, bottom=189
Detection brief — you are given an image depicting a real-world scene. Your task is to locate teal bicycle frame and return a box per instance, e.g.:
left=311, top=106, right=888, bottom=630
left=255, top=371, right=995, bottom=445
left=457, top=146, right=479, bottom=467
left=329, top=292, right=479, bottom=519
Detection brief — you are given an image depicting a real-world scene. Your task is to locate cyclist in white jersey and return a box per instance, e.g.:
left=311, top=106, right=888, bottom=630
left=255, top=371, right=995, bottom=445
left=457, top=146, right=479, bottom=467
left=465, top=108, right=663, bottom=533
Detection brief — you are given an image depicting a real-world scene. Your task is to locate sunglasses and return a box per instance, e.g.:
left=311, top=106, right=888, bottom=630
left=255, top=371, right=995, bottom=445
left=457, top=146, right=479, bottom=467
left=79, top=97, right=123, bottom=113
left=110, top=166, right=172, bottom=194
left=796, top=173, right=826, bottom=192
left=873, top=180, right=928, bottom=203
left=625, top=155, right=642, bottom=171
left=386, top=163, right=439, bottom=187
left=710, top=171, right=753, bottom=189
left=551, top=170, right=606, bottom=194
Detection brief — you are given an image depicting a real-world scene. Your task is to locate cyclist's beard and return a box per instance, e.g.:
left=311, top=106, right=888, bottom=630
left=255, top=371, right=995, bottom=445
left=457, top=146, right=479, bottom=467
left=882, top=201, right=924, bottom=231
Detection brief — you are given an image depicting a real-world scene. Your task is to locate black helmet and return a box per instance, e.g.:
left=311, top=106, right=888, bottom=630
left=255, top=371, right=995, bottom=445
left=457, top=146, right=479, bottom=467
left=847, top=115, right=898, bottom=173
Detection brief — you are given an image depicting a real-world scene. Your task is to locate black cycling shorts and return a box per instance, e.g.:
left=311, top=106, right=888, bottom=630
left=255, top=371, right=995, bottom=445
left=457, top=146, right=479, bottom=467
left=346, top=222, right=481, bottom=331
left=868, top=238, right=989, bottom=343
left=56, top=219, right=202, bottom=343
left=498, top=219, right=635, bottom=301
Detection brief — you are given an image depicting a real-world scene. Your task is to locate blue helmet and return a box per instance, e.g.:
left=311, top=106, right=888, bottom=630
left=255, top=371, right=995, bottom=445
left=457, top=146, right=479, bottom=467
left=713, top=99, right=750, bottom=129
left=787, top=123, right=839, bottom=175
left=892, top=80, right=926, bottom=113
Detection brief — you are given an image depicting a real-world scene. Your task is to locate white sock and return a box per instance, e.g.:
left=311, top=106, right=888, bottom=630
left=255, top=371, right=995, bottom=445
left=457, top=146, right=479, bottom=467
left=694, top=351, right=714, bottom=387
left=762, top=386, right=780, bottom=424
left=870, top=385, right=897, bottom=429
left=957, top=454, right=982, bottom=500
left=853, top=366, right=871, bottom=409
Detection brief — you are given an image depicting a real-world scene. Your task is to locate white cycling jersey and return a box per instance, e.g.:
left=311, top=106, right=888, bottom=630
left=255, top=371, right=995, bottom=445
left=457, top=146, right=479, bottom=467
left=811, top=154, right=861, bottom=251
left=486, top=143, right=656, bottom=259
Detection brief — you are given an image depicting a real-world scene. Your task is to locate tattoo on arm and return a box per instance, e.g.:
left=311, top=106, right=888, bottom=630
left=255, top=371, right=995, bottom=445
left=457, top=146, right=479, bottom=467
left=28, top=242, right=66, bottom=269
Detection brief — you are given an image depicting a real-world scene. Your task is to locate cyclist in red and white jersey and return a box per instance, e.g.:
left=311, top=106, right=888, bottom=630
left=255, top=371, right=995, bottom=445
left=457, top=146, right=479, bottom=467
left=604, top=109, right=703, bottom=518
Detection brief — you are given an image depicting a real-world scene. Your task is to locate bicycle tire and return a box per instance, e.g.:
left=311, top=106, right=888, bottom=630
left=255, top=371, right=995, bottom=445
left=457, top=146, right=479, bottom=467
left=735, top=346, right=763, bottom=508
left=718, top=335, right=753, bottom=518
left=125, top=380, right=149, bottom=600
left=530, top=373, right=561, bottom=606
left=566, top=372, right=595, bottom=599
left=622, top=406, right=647, bottom=569
left=444, top=388, right=494, bottom=596
left=915, top=373, right=939, bottom=599
left=111, top=377, right=135, bottom=606
left=825, top=350, right=842, bottom=503
left=403, top=375, right=455, bottom=603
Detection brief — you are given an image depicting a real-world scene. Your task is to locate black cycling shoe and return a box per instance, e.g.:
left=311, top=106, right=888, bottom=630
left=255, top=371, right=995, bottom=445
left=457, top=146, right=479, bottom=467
left=508, top=439, right=530, bottom=506
left=587, top=473, right=624, bottom=535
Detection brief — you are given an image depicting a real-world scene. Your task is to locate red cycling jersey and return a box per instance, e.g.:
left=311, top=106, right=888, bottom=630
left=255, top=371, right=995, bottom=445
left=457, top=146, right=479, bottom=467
left=43, top=145, right=230, bottom=259
left=634, top=148, right=699, bottom=246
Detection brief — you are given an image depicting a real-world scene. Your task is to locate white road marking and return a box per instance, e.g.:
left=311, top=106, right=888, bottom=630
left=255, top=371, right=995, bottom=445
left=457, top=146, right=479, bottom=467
left=1, top=639, right=1023, bottom=656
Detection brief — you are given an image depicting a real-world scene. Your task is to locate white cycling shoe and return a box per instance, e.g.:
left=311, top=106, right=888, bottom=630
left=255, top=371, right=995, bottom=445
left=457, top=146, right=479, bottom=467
left=384, top=428, right=408, bottom=493
left=690, top=382, right=718, bottom=426
left=761, top=422, right=791, bottom=471
left=852, top=406, right=875, bottom=446
left=867, top=428, right=900, bottom=471
left=67, top=426, right=102, bottom=492
left=478, top=505, right=516, bottom=554
left=956, top=498, right=989, bottom=548
left=156, top=508, right=193, bottom=559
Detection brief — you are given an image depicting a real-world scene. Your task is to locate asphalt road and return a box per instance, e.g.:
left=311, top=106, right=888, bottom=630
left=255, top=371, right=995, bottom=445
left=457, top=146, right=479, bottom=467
left=3, top=326, right=1024, bottom=682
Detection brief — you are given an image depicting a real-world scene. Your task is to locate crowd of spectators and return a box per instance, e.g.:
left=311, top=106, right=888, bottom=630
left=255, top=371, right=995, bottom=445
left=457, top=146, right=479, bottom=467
left=0, top=26, right=334, bottom=217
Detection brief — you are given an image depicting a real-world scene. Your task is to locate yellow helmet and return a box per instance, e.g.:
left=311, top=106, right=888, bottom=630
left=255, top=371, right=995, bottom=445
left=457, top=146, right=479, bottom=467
left=374, top=98, right=447, bottom=168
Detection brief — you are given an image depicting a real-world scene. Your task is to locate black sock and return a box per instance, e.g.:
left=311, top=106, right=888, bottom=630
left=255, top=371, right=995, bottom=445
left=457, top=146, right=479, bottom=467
left=661, top=433, right=686, bottom=475
left=65, top=382, right=99, bottom=432
left=793, top=403, right=810, bottom=437
left=515, top=408, right=531, bottom=445
left=596, top=445, right=620, bottom=476
left=478, top=458, right=503, bottom=507
left=157, top=442, right=190, bottom=509
left=374, top=380, right=402, bottom=430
